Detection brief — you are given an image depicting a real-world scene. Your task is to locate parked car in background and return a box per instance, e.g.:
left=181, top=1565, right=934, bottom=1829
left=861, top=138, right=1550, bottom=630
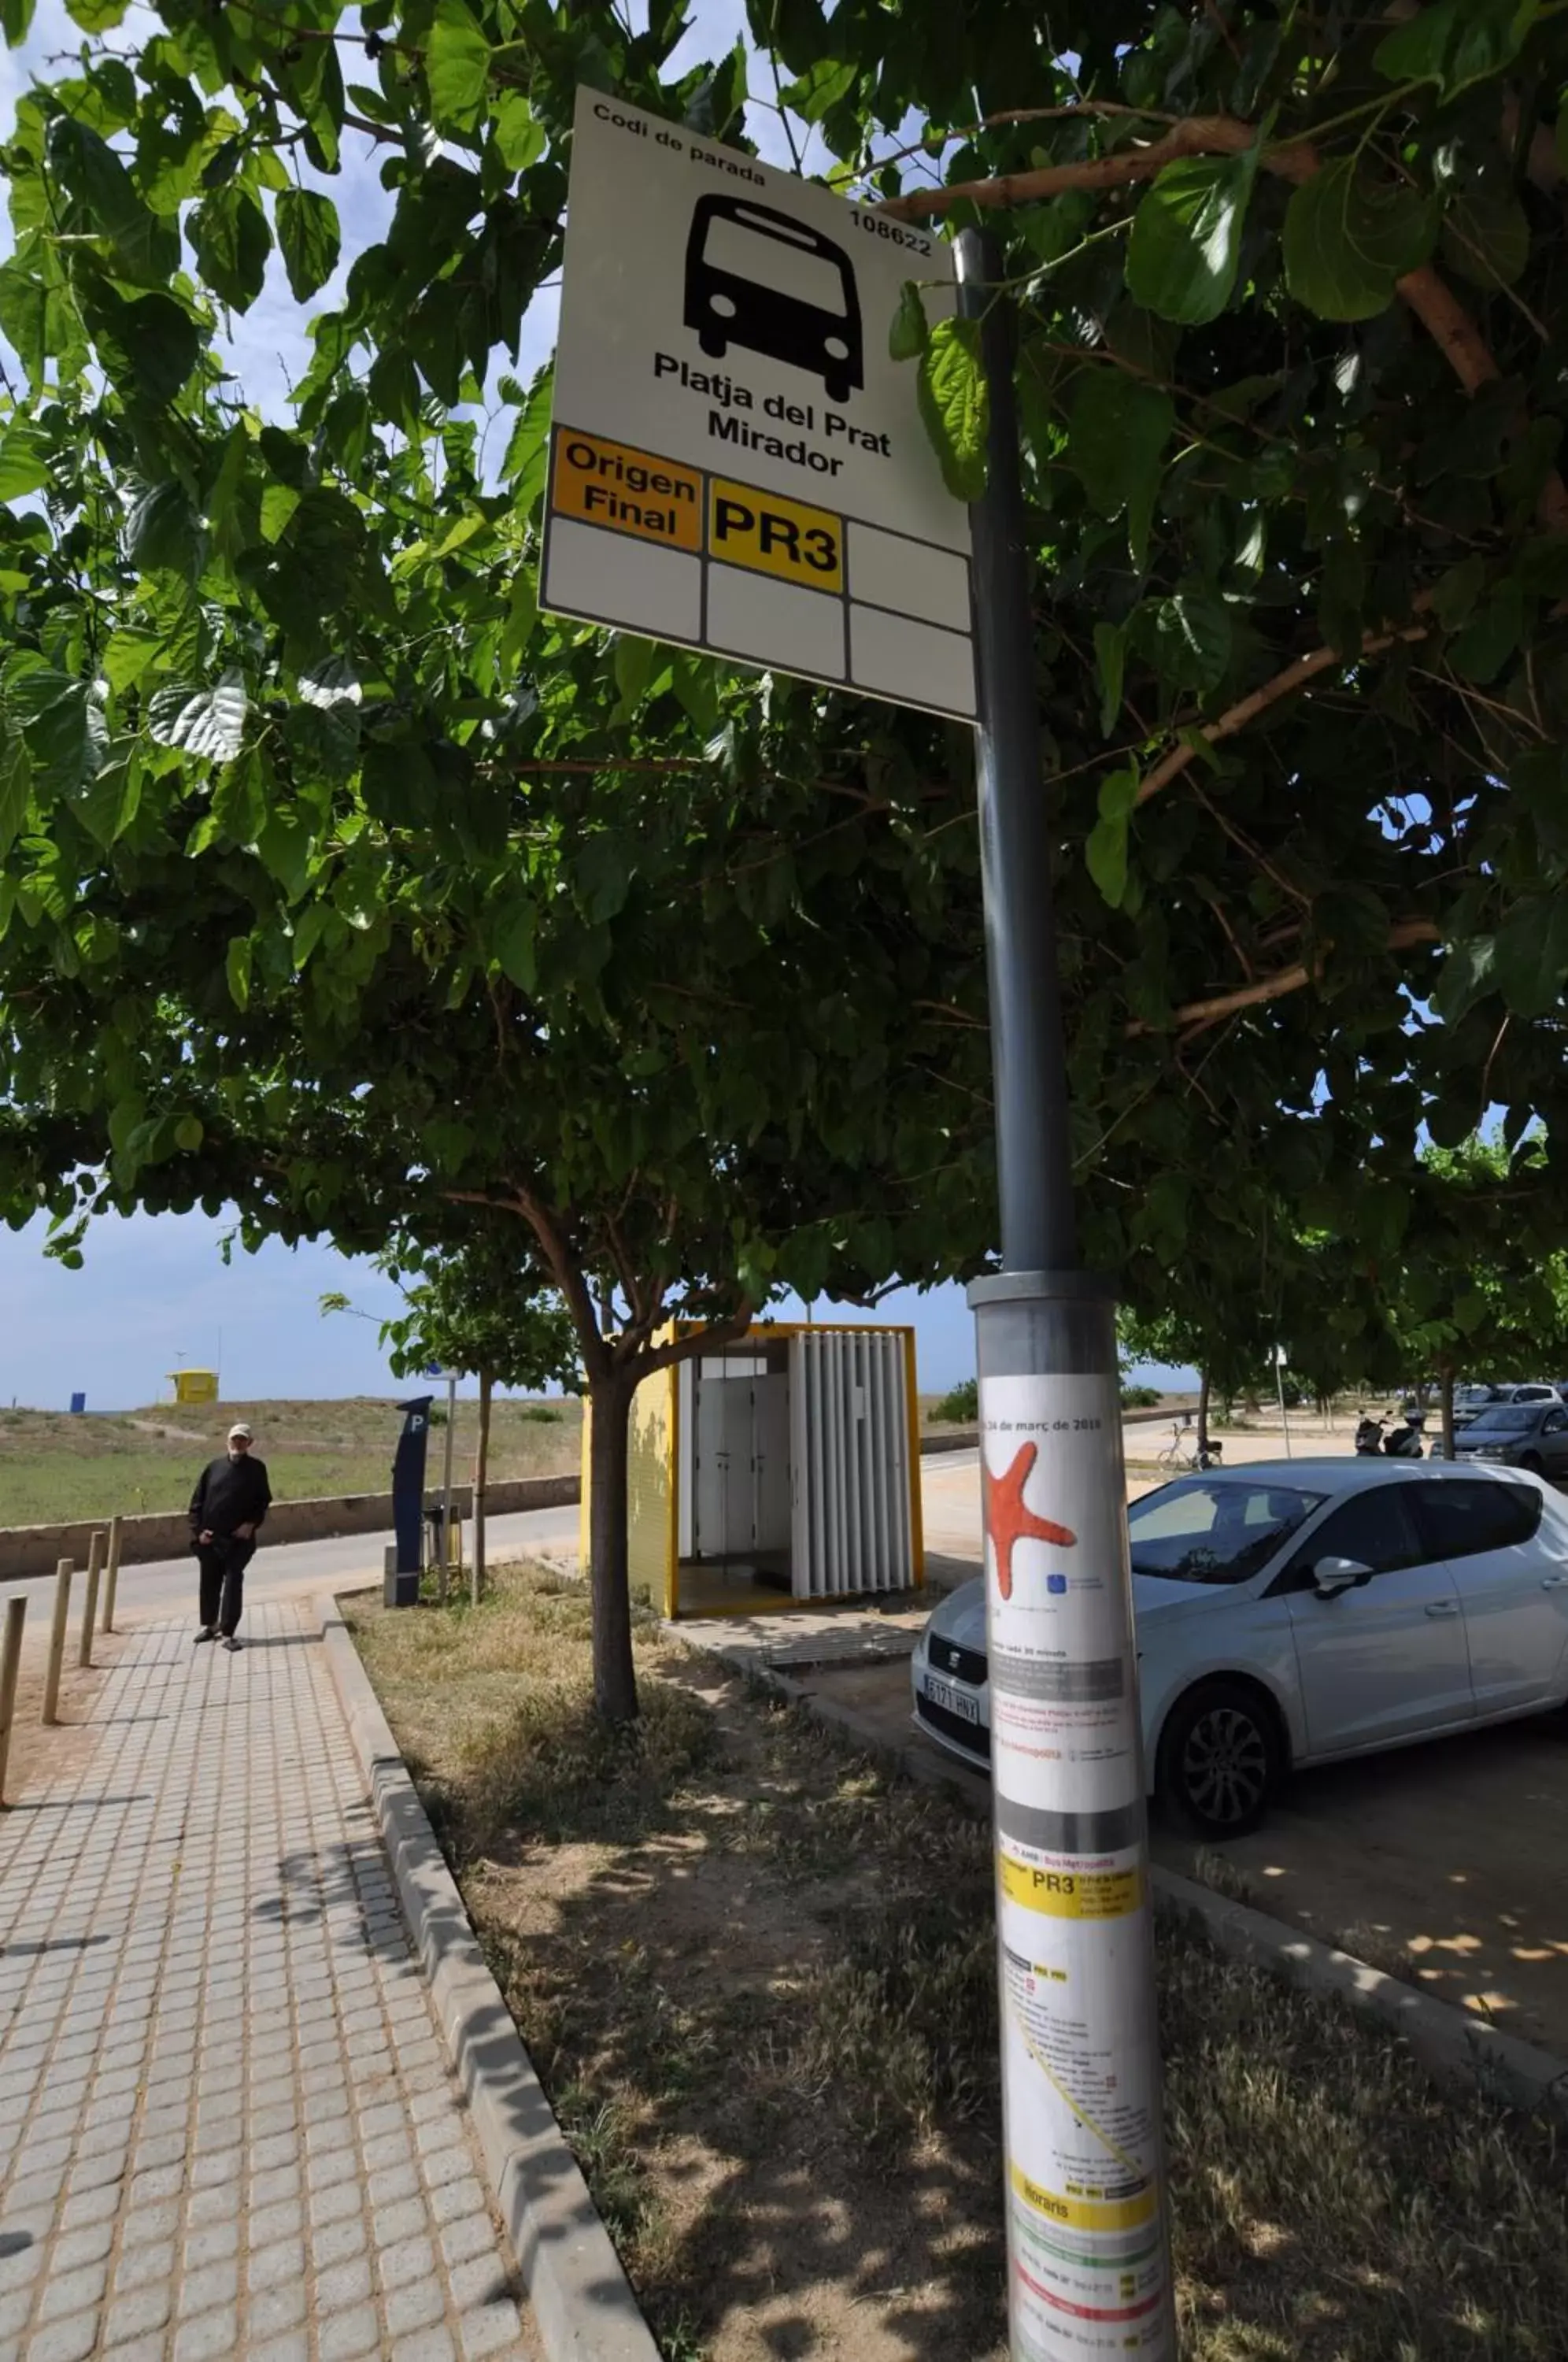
left=912, top=1459, right=1568, bottom=1837
left=1503, top=1383, right=1561, bottom=1406
left=1453, top=1383, right=1507, bottom=1429
left=1455, top=1398, right=1568, bottom=1478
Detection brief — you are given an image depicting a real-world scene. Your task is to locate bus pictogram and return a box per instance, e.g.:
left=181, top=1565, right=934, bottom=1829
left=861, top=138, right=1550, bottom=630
left=684, top=194, right=864, bottom=405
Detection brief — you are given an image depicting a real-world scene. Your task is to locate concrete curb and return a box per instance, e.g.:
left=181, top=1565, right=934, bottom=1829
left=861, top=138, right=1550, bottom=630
left=679, top=1631, right=1568, bottom=2128
left=315, top=1594, right=662, bottom=2362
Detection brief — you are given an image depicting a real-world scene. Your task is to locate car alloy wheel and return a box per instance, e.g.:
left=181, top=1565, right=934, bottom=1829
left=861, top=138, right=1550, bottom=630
left=1159, top=1679, right=1280, bottom=1838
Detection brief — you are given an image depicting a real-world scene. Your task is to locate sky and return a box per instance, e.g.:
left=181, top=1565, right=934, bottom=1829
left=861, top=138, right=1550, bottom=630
left=0, top=5, right=1195, bottom=1409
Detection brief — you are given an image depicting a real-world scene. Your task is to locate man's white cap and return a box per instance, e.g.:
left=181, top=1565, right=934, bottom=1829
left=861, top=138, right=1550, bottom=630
left=228, top=1422, right=253, bottom=1442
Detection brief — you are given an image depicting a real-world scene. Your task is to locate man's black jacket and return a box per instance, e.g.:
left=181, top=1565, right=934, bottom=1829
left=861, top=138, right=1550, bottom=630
left=188, top=1453, right=272, bottom=1543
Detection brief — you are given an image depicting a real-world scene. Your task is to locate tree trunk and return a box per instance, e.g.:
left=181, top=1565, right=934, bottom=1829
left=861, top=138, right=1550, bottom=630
left=472, top=1368, right=492, bottom=1606
left=1440, top=1362, right=1455, bottom=1461
left=1196, top=1369, right=1211, bottom=1455
left=587, top=1367, right=638, bottom=1724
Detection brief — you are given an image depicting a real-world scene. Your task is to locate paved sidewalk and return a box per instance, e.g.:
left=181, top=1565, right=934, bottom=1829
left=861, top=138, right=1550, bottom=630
left=0, top=1604, right=541, bottom=2362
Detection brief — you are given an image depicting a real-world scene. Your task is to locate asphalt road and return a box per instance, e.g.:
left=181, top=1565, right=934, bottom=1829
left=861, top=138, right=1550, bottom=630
left=0, top=1500, right=583, bottom=1624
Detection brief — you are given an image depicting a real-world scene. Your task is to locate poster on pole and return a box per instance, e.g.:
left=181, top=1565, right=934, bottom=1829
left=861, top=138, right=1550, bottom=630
left=980, top=1371, right=1175, bottom=2357
left=542, top=88, right=976, bottom=721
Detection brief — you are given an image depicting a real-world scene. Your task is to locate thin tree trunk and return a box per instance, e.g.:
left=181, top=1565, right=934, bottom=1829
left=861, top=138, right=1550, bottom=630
left=1440, top=1363, right=1455, bottom=1461
left=472, top=1368, right=492, bottom=1606
left=1196, top=1369, right=1211, bottom=1456
left=588, top=1368, right=638, bottom=1724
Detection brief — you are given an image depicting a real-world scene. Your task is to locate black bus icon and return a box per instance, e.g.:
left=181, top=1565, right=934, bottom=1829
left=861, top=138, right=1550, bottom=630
left=684, top=194, right=864, bottom=406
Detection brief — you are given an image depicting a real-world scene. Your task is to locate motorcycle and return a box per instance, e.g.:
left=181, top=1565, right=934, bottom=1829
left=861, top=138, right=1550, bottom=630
left=1355, top=1411, right=1426, bottom=1458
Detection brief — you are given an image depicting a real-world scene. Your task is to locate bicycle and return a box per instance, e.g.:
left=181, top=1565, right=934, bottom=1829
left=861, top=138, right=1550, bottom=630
left=1156, top=1420, right=1224, bottom=1474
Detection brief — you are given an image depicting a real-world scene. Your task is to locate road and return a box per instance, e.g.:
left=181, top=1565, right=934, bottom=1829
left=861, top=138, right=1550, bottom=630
left=0, top=1501, right=582, bottom=1623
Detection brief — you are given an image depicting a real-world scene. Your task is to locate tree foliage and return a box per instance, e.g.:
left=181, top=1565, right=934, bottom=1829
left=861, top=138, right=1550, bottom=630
left=9, top=0, right=1568, bottom=1709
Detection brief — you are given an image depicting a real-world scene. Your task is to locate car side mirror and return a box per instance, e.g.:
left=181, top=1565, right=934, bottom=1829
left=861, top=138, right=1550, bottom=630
left=1312, top=1556, right=1372, bottom=1599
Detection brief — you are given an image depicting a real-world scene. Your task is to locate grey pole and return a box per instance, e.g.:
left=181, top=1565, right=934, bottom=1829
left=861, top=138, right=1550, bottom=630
left=954, top=227, right=1176, bottom=2360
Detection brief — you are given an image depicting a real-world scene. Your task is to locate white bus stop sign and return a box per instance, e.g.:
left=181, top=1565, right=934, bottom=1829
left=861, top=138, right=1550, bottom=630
left=542, top=89, right=976, bottom=721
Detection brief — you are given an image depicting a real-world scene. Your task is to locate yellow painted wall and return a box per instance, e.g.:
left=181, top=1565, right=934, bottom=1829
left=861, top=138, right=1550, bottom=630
left=576, top=1363, right=676, bottom=1615
left=627, top=1364, right=675, bottom=1612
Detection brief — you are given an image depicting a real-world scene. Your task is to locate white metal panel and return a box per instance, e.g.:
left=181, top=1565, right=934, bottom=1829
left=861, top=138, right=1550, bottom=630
left=889, top=1334, right=912, bottom=1582
left=678, top=1357, right=696, bottom=1562
left=868, top=1332, right=893, bottom=1590
left=754, top=1373, right=790, bottom=1554
left=790, top=1335, right=811, bottom=1599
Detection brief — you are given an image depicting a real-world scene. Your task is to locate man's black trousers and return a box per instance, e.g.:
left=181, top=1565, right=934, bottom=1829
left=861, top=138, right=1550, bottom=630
left=196, top=1537, right=256, bottom=1637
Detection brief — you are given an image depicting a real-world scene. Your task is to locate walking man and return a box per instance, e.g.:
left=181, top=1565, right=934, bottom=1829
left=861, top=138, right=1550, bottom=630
left=190, top=1421, right=272, bottom=1651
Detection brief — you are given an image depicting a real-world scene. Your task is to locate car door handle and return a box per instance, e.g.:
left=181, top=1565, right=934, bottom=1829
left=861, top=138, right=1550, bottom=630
left=1542, top=1574, right=1568, bottom=1590
left=1426, top=1599, right=1460, bottom=1617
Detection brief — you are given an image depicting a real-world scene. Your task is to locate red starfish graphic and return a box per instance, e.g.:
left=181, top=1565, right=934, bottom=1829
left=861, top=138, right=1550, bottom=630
left=985, top=1442, right=1077, bottom=1601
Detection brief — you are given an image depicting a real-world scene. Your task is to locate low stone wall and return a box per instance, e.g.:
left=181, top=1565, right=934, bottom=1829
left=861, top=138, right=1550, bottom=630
left=0, top=1474, right=581, bottom=1582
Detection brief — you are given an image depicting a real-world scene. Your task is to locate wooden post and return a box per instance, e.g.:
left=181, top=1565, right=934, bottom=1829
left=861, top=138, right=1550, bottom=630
left=43, top=1559, right=72, bottom=1726
left=0, top=1596, right=25, bottom=1806
left=472, top=1368, right=492, bottom=1609
left=79, top=1530, right=105, bottom=1668
left=102, top=1513, right=124, bottom=1633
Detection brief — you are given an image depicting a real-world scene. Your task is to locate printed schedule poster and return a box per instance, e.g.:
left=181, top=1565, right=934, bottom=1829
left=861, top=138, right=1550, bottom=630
left=542, top=88, right=977, bottom=720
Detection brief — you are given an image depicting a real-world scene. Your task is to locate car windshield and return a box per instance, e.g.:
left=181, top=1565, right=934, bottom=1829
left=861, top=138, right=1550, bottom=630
left=1128, top=1479, right=1326, bottom=1586
left=1468, top=1405, right=1541, bottom=1432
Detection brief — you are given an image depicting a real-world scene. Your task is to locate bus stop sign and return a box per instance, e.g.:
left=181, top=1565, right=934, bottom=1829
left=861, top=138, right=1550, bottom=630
left=542, top=90, right=976, bottom=722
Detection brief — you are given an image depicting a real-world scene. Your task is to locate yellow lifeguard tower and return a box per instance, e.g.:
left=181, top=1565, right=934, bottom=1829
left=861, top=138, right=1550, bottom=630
left=167, top=1368, right=220, bottom=1406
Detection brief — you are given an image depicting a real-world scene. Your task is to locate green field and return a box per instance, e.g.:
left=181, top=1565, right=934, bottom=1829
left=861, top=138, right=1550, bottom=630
left=0, top=1395, right=582, bottom=1528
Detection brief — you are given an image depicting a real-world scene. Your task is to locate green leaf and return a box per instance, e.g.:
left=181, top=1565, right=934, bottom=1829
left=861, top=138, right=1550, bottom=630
left=0, top=720, right=31, bottom=861
left=1093, top=621, right=1126, bottom=740
left=66, top=0, right=128, bottom=25
left=493, top=91, right=545, bottom=172
left=190, top=184, right=271, bottom=313
left=0, top=264, right=49, bottom=387
left=100, top=630, right=161, bottom=694
left=916, top=317, right=989, bottom=503
left=1450, top=582, right=1524, bottom=683
left=780, top=56, right=856, bottom=121
left=494, top=899, right=536, bottom=990
left=1147, top=588, right=1233, bottom=692
left=78, top=285, right=202, bottom=408
left=1283, top=161, right=1439, bottom=320
left=1126, top=150, right=1258, bottom=327
left=5, top=660, right=106, bottom=793
left=174, top=1113, right=204, bottom=1151
left=46, top=116, right=177, bottom=286
left=426, top=0, right=491, bottom=132
left=612, top=633, right=656, bottom=719
left=0, top=422, right=52, bottom=500
left=1067, top=372, right=1174, bottom=567
left=122, top=480, right=202, bottom=576
left=1086, top=765, right=1140, bottom=909
left=1375, top=0, right=1540, bottom=99
left=1441, top=187, right=1530, bottom=289
left=261, top=483, right=301, bottom=543
left=275, top=187, right=341, bottom=303
left=889, top=280, right=927, bottom=363
left=147, top=672, right=250, bottom=762
left=1493, top=894, right=1568, bottom=1018
left=225, top=936, right=252, bottom=1011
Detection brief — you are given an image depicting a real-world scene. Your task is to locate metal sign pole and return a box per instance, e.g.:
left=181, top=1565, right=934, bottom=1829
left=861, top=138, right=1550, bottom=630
left=955, top=228, right=1176, bottom=2361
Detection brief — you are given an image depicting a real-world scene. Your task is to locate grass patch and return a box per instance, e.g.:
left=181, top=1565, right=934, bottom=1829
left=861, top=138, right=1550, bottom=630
left=349, top=1560, right=1568, bottom=2362
left=0, top=1394, right=581, bottom=1524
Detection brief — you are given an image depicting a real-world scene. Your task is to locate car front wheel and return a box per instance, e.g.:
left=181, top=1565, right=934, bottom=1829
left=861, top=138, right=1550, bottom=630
left=1156, top=1679, right=1281, bottom=1839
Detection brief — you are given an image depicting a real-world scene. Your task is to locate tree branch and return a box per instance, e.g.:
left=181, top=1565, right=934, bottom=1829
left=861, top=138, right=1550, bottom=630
left=882, top=113, right=1568, bottom=533
left=1128, top=918, right=1441, bottom=1038
left=1133, top=620, right=1432, bottom=807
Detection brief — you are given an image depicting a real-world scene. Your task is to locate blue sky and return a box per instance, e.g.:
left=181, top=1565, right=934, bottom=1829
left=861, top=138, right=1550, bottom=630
left=0, top=6, right=1194, bottom=1409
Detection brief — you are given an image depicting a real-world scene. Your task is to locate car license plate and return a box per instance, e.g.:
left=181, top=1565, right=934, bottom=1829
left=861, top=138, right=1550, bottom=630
left=923, top=1674, right=978, bottom=1725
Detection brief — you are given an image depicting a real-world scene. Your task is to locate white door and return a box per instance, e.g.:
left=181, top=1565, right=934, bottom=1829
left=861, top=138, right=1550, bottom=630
left=693, top=1362, right=758, bottom=1562
left=753, top=1372, right=791, bottom=1554
left=1278, top=1482, right=1474, bottom=1753
left=1410, top=1476, right=1568, bottom=1714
